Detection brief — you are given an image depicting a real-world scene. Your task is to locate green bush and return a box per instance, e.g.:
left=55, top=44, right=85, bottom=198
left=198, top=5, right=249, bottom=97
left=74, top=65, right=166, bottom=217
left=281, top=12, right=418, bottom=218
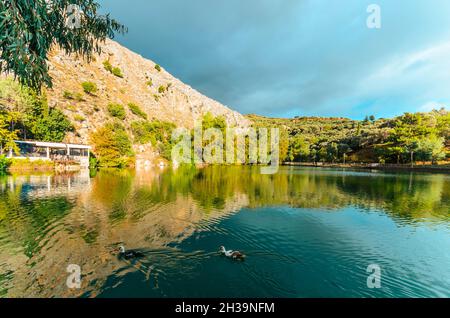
left=75, top=93, right=85, bottom=101
left=63, top=90, right=74, bottom=99
left=0, top=155, right=11, bottom=173
left=74, top=114, right=86, bottom=122
left=158, top=85, right=166, bottom=94
left=104, top=60, right=124, bottom=78
left=155, top=64, right=161, bottom=72
left=131, top=120, right=175, bottom=147
left=128, top=103, right=147, bottom=119
left=8, top=158, right=54, bottom=171
left=112, top=67, right=124, bottom=78
left=103, top=60, right=113, bottom=72
left=90, top=122, right=134, bottom=167
left=146, top=79, right=153, bottom=87
left=107, top=103, right=126, bottom=120
left=81, top=81, right=98, bottom=95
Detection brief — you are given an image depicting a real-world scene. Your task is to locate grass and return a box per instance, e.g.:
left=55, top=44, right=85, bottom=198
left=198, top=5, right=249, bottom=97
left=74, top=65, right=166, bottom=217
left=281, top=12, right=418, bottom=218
left=8, top=158, right=54, bottom=171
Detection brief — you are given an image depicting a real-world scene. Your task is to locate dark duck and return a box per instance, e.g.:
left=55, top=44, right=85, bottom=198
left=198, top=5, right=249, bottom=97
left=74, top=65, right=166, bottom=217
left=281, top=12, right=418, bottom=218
left=117, top=245, right=145, bottom=260
left=219, top=246, right=246, bottom=260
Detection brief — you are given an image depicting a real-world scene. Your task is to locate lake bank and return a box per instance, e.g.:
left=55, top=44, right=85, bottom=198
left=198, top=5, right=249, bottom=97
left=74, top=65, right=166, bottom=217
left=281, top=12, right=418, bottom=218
left=284, top=162, right=450, bottom=173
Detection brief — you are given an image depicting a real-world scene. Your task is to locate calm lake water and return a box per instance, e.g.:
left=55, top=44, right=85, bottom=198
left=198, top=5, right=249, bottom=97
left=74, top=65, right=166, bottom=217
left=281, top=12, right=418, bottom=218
left=0, top=166, right=449, bottom=298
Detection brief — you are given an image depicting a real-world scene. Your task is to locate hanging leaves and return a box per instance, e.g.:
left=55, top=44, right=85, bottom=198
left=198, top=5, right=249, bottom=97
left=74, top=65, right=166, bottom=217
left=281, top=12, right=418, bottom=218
left=0, top=0, right=126, bottom=90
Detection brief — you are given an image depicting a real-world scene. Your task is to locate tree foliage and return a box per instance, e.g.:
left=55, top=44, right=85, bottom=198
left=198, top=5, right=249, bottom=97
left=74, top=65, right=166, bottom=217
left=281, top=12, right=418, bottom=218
left=0, top=0, right=126, bottom=89
left=247, top=109, right=449, bottom=164
left=90, top=122, right=134, bottom=167
left=0, top=78, right=73, bottom=143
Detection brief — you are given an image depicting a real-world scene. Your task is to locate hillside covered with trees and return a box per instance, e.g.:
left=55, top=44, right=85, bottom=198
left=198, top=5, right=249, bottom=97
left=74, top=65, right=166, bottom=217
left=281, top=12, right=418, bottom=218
left=247, top=110, right=450, bottom=165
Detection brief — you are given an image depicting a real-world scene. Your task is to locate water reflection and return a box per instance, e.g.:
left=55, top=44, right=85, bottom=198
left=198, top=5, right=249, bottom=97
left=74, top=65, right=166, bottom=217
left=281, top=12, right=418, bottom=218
left=0, top=166, right=448, bottom=297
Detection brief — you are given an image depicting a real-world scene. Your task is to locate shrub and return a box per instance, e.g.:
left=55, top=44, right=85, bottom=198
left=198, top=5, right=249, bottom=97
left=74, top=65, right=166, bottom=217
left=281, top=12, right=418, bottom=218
left=90, top=122, right=134, bottom=167
left=103, top=60, right=113, bottom=72
left=155, top=64, right=161, bottom=72
left=128, top=103, right=147, bottom=119
left=146, top=79, right=153, bottom=87
left=107, top=103, right=126, bottom=120
left=8, top=158, right=54, bottom=171
left=112, top=67, right=124, bottom=78
left=74, top=114, right=85, bottom=122
left=89, top=153, right=98, bottom=169
left=0, top=155, right=11, bottom=173
left=131, top=120, right=175, bottom=146
left=104, top=60, right=124, bottom=78
left=75, top=93, right=85, bottom=101
left=63, top=91, right=74, bottom=99
left=158, top=85, right=166, bottom=94
left=81, top=81, right=98, bottom=95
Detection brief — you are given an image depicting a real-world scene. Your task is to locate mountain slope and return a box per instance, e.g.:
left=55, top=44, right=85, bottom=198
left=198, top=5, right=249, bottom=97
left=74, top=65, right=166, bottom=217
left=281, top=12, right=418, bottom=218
left=45, top=39, right=250, bottom=145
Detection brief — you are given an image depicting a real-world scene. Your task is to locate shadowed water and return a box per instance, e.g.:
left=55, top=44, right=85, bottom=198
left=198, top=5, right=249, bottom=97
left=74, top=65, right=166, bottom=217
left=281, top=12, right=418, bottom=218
left=0, top=166, right=449, bottom=298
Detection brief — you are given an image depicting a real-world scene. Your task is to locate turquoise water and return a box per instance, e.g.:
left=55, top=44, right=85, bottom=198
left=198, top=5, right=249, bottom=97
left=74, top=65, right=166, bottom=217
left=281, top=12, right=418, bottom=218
left=0, top=166, right=449, bottom=297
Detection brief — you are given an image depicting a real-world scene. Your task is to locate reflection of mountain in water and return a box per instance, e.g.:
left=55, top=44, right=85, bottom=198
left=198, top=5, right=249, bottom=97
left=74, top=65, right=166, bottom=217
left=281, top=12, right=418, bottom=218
left=0, top=166, right=448, bottom=297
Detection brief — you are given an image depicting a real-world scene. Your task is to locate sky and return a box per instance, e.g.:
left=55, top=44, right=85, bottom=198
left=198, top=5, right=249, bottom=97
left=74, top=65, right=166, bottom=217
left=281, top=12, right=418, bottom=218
left=98, top=0, right=450, bottom=119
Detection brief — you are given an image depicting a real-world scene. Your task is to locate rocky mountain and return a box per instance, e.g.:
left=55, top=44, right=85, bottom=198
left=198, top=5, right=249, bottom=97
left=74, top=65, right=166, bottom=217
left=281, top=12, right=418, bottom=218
left=45, top=39, right=250, bottom=145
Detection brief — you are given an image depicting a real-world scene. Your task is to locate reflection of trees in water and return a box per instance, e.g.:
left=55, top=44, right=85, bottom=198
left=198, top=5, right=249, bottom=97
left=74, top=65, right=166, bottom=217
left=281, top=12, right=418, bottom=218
left=0, top=168, right=248, bottom=297
left=167, top=166, right=449, bottom=222
left=0, top=167, right=448, bottom=297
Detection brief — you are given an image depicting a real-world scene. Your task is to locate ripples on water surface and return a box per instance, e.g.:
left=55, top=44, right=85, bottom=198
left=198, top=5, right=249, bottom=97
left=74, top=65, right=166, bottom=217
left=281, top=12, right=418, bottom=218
left=0, top=166, right=449, bottom=297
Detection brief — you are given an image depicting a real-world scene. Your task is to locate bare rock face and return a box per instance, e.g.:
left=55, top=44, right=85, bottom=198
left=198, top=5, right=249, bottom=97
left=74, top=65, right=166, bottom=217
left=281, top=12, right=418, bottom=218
left=46, top=39, right=250, bottom=145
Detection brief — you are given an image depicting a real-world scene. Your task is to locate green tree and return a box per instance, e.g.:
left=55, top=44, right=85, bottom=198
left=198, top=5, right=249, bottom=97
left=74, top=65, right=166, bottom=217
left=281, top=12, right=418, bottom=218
left=416, top=135, right=446, bottom=164
left=288, top=135, right=310, bottom=162
left=0, top=111, right=19, bottom=155
left=90, top=122, right=134, bottom=167
left=27, top=96, right=74, bottom=142
left=0, top=0, right=126, bottom=89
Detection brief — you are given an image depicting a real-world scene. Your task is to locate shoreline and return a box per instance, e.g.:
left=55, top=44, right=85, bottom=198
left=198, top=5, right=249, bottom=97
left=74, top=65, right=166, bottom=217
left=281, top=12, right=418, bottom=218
left=283, top=162, right=450, bottom=173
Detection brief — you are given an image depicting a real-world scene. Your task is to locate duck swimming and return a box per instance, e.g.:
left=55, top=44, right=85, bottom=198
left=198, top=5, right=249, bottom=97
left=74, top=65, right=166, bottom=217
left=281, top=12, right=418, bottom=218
left=219, top=246, right=246, bottom=260
left=117, top=245, right=145, bottom=260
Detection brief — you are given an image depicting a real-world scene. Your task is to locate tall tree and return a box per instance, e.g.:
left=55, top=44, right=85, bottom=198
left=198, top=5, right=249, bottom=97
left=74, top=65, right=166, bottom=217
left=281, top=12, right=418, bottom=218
left=0, top=0, right=126, bottom=89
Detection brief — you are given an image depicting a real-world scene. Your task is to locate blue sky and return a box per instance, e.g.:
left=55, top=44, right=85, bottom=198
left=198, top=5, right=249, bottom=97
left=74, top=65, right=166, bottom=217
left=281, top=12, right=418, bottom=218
left=98, top=0, right=450, bottom=119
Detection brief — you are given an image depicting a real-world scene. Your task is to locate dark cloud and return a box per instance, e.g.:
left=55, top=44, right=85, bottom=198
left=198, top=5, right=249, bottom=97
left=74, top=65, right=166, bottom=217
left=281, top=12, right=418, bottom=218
left=100, top=0, right=450, bottom=119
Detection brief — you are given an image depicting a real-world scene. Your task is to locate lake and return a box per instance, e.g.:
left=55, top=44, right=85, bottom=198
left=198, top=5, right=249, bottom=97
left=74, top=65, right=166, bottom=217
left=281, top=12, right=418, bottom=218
left=0, top=166, right=449, bottom=298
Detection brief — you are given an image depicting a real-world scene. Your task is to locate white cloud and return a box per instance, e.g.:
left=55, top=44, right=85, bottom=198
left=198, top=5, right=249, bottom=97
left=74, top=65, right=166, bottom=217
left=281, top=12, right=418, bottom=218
left=419, top=102, right=447, bottom=112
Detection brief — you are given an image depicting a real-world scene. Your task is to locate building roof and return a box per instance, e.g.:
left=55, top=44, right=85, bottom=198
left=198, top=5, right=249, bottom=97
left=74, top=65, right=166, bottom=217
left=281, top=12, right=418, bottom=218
left=15, top=140, right=92, bottom=150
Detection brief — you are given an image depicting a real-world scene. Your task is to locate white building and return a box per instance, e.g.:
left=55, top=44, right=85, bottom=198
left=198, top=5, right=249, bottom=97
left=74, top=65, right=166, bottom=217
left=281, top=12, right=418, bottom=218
left=7, top=141, right=91, bottom=168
